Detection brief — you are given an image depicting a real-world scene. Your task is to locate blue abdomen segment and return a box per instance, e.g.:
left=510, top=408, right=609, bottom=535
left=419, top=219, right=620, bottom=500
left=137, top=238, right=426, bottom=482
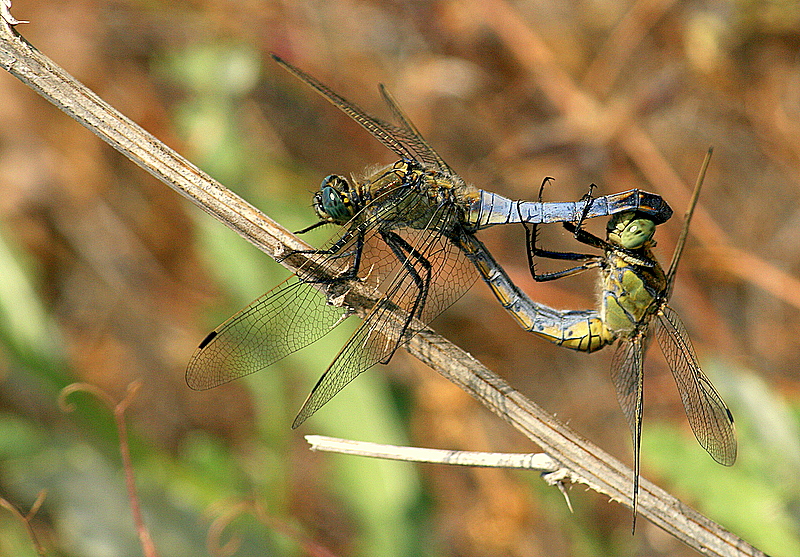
left=467, top=189, right=673, bottom=231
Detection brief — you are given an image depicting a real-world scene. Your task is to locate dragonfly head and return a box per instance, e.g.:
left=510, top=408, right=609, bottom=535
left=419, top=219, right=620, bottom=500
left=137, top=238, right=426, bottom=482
left=607, top=211, right=657, bottom=249
left=314, top=175, right=355, bottom=224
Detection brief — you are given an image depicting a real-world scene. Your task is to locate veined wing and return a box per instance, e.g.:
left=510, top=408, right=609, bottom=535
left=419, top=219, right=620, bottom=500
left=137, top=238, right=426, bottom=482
left=292, top=201, right=477, bottom=427
left=272, top=54, right=450, bottom=173
left=186, top=199, right=383, bottom=390
left=654, top=304, right=737, bottom=466
left=187, top=156, right=453, bottom=392
left=610, top=333, right=645, bottom=528
left=186, top=276, right=349, bottom=390
left=377, top=84, right=452, bottom=173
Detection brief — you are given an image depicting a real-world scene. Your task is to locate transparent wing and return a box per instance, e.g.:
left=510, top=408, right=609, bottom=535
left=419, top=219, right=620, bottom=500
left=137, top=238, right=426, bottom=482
left=378, top=84, right=452, bottom=173
left=292, top=202, right=477, bottom=427
left=185, top=193, right=385, bottom=391
left=654, top=305, right=737, bottom=466
left=187, top=170, right=446, bottom=392
left=186, top=277, right=348, bottom=390
left=610, top=334, right=645, bottom=526
left=188, top=168, right=469, bottom=409
left=272, top=54, right=450, bottom=173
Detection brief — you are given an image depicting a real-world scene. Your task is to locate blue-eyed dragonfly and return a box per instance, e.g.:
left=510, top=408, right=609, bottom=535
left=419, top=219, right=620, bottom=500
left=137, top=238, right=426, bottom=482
left=187, top=56, right=673, bottom=428
left=463, top=150, right=735, bottom=527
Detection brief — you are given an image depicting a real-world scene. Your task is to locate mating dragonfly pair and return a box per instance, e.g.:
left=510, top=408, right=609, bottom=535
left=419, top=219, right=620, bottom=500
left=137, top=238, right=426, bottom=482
left=187, top=56, right=735, bottom=520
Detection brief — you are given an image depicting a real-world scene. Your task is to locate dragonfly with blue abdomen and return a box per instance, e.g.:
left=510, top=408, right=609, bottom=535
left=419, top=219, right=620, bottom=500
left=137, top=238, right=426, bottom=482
left=186, top=55, right=672, bottom=429
left=462, top=150, right=735, bottom=527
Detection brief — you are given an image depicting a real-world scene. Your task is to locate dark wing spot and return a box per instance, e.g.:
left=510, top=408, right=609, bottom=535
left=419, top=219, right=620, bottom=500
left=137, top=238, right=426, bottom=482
left=198, top=330, right=218, bottom=349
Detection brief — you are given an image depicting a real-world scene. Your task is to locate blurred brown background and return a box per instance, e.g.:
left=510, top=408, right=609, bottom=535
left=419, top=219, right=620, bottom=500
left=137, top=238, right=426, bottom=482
left=1, top=0, right=799, bottom=556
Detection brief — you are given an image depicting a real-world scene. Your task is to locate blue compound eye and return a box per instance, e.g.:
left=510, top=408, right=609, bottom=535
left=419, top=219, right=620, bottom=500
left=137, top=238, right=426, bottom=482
left=318, top=175, right=352, bottom=222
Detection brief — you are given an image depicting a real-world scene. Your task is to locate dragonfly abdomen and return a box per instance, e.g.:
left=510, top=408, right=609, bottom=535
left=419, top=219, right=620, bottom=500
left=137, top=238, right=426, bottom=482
left=467, top=188, right=674, bottom=231
left=467, top=190, right=584, bottom=230
left=459, top=233, right=614, bottom=353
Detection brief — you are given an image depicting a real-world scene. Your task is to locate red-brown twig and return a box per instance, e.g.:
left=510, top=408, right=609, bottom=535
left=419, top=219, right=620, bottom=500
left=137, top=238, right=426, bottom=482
left=206, top=499, right=339, bottom=557
left=59, top=381, right=159, bottom=557
left=0, top=490, right=48, bottom=556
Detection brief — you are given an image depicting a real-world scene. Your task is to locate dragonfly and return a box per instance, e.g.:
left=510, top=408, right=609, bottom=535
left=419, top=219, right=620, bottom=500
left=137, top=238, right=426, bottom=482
left=187, top=55, right=672, bottom=429
left=462, top=149, right=735, bottom=528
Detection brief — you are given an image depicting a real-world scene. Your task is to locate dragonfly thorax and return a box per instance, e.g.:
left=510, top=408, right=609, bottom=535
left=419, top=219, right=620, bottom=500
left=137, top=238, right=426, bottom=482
left=596, top=211, right=666, bottom=339
left=314, top=175, right=356, bottom=224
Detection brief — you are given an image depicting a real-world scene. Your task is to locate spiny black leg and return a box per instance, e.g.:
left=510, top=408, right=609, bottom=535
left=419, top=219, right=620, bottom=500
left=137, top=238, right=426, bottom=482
left=379, top=230, right=432, bottom=363
left=529, top=260, right=603, bottom=281
left=338, top=231, right=365, bottom=281
left=573, top=183, right=597, bottom=232
left=527, top=218, right=602, bottom=282
left=284, top=227, right=367, bottom=285
left=563, top=221, right=609, bottom=251
left=294, top=220, right=328, bottom=235
left=521, top=178, right=601, bottom=282
left=291, top=225, right=360, bottom=258
left=537, top=176, right=555, bottom=200
left=520, top=177, right=554, bottom=281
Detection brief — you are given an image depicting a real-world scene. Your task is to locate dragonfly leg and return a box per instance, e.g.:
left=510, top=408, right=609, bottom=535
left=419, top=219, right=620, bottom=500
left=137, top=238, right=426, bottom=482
left=520, top=178, right=604, bottom=282
left=536, top=176, right=555, bottom=200
left=564, top=222, right=658, bottom=268
left=378, top=229, right=432, bottom=363
left=294, top=219, right=328, bottom=235
left=522, top=216, right=602, bottom=283
left=562, top=221, right=609, bottom=250
left=528, top=260, right=602, bottom=282
left=573, top=183, right=598, bottom=231
left=283, top=227, right=367, bottom=284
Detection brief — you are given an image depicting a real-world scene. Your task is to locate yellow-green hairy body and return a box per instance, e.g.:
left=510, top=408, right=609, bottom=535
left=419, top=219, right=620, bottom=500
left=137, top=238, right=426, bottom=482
left=600, top=247, right=666, bottom=339
left=315, top=160, right=477, bottom=233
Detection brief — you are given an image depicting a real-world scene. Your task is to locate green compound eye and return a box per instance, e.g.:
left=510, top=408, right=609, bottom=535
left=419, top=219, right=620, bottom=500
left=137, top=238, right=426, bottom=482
left=619, top=218, right=655, bottom=248
left=607, top=212, right=656, bottom=249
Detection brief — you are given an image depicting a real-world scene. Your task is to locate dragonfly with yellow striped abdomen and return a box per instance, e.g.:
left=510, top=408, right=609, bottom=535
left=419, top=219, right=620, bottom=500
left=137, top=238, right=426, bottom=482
left=187, top=55, right=673, bottom=430
left=463, top=151, right=735, bottom=527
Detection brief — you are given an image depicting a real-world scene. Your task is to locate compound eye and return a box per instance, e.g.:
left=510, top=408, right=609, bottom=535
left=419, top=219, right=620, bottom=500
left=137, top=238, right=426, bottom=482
left=620, top=218, right=655, bottom=248
left=321, top=175, right=347, bottom=191
left=318, top=175, right=351, bottom=222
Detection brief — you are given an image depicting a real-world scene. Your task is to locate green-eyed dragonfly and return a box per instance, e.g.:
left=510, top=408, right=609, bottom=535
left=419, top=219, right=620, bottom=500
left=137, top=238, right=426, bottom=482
left=187, top=55, right=672, bottom=428
left=463, top=150, right=735, bottom=527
